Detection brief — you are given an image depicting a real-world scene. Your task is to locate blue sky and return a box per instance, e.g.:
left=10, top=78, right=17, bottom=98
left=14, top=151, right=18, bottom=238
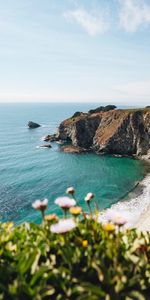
left=0, top=0, right=150, bottom=105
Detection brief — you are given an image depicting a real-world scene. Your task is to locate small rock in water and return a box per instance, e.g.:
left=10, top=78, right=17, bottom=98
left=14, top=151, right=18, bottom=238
left=28, top=121, right=41, bottom=128
left=56, top=140, right=64, bottom=145
left=40, top=144, right=52, bottom=148
left=43, top=134, right=58, bottom=142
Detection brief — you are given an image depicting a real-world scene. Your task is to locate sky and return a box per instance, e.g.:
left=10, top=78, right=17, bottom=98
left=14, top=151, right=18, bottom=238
left=0, top=0, right=150, bottom=105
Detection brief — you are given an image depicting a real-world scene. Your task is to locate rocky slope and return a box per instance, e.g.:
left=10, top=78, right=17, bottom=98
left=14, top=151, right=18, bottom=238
left=56, top=108, right=150, bottom=156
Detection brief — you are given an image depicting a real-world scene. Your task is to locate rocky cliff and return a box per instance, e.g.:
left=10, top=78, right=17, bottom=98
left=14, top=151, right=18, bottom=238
left=57, top=108, right=150, bottom=156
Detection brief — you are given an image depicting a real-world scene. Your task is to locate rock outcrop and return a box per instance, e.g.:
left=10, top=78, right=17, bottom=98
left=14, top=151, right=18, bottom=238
left=58, top=114, right=101, bottom=149
left=40, top=144, right=52, bottom=148
left=28, top=121, right=40, bottom=128
left=56, top=108, right=150, bottom=156
left=43, top=134, right=59, bottom=142
left=60, top=145, right=86, bottom=153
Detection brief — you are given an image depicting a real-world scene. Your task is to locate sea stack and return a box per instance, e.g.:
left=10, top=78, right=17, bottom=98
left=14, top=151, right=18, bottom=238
left=28, top=121, right=41, bottom=128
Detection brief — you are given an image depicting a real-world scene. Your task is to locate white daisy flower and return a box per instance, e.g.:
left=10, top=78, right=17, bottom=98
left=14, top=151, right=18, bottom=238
left=50, top=219, right=76, bottom=234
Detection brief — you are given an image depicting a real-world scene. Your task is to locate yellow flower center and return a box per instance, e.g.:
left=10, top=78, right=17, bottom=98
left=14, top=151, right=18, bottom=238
left=82, top=240, right=88, bottom=247
left=103, top=223, right=115, bottom=232
left=44, top=214, right=58, bottom=221
left=69, top=206, right=82, bottom=215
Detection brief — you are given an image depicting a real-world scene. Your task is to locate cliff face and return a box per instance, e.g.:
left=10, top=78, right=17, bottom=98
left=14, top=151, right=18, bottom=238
left=58, top=114, right=101, bottom=148
left=57, top=109, right=150, bottom=156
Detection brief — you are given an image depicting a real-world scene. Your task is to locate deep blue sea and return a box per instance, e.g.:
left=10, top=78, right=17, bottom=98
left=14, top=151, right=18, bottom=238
left=0, top=103, right=145, bottom=224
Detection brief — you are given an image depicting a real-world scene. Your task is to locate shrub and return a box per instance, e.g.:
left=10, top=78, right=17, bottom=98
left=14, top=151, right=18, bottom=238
left=0, top=190, right=150, bottom=300
left=71, top=112, right=82, bottom=118
left=88, top=105, right=116, bottom=114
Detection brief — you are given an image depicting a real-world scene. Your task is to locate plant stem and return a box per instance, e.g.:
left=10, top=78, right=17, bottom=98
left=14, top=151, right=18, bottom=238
left=41, top=210, right=45, bottom=223
left=72, top=193, right=79, bottom=206
left=64, top=209, right=67, bottom=219
left=87, top=202, right=93, bottom=217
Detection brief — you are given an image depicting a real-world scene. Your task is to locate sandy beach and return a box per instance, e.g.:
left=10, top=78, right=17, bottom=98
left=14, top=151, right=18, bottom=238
left=136, top=204, right=150, bottom=231
left=101, top=164, right=150, bottom=232
left=136, top=158, right=150, bottom=231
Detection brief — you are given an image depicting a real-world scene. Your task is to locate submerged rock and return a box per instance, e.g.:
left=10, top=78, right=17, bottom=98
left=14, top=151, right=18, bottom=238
left=60, top=145, right=86, bottom=153
left=56, top=140, right=65, bottom=145
left=28, top=121, right=40, bottom=128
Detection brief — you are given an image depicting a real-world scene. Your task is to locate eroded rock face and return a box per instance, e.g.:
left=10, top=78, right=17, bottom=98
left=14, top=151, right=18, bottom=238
left=94, top=110, right=150, bottom=156
left=58, top=114, right=101, bottom=149
left=57, top=108, right=150, bottom=156
left=43, top=134, right=59, bottom=142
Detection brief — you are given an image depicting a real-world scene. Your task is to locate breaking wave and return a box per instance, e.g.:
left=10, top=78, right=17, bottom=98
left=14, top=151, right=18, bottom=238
left=102, top=173, right=150, bottom=225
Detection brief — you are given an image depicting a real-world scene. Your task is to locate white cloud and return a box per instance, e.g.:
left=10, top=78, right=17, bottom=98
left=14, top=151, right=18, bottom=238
left=114, top=80, right=150, bottom=100
left=119, top=0, right=150, bottom=32
left=64, top=8, right=109, bottom=36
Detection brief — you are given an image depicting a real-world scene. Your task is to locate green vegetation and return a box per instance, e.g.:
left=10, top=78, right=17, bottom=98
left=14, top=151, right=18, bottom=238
left=0, top=190, right=150, bottom=300
left=71, top=111, right=83, bottom=118
left=0, top=221, right=150, bottom=299
left=88, top=105, right=116, bottom=114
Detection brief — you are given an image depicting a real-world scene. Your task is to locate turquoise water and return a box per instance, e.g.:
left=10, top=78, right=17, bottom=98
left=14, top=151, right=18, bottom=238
left=0, top=103, right=145, bottom=224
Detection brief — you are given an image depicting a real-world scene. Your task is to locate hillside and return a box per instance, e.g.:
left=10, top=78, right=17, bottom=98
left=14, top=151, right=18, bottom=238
left=57, top=108, right=150, bottom=156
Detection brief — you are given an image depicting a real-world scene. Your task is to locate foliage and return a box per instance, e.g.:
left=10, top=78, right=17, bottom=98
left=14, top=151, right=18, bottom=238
left=0, top=218, right=150, bottom=300
left=71, top=111, right=83, bottom=118
left=88, top=105, right=116, bottom=114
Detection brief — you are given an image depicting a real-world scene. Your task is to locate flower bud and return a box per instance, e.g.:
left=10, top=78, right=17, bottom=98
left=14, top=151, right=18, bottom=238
left=66, top=187, right=75, bottom=195
left=84, top=192, right=94, bottom=202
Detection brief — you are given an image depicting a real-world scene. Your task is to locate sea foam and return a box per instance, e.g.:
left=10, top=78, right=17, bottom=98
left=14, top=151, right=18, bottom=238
left=102, top=173, right=150, bottom=225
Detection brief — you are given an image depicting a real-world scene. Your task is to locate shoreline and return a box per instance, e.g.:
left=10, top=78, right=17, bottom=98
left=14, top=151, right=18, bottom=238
left=136, top=203, right=150, bottom=231
left=101, top=157, right=150, bottom=231
left=135, top=157, right=150, bottom=231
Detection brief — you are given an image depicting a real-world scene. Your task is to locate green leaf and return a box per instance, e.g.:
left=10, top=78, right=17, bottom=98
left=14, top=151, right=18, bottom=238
left=126, top=290, right=145, bottom=300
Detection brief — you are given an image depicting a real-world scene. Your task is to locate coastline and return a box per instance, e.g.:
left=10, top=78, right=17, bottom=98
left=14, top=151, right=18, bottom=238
left=117, top=156, right=150, bottom=231
left=136, top=203, right=150, bottom=231
left=47, top=106, right=150, bottom=232
left=135, top=157, right=150, bottom=231
left=101, top=158, right=150, bottom=231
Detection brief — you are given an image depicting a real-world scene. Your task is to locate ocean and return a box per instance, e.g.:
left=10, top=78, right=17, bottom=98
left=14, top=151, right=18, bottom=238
left=0, top=103, right=147, bottom=224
